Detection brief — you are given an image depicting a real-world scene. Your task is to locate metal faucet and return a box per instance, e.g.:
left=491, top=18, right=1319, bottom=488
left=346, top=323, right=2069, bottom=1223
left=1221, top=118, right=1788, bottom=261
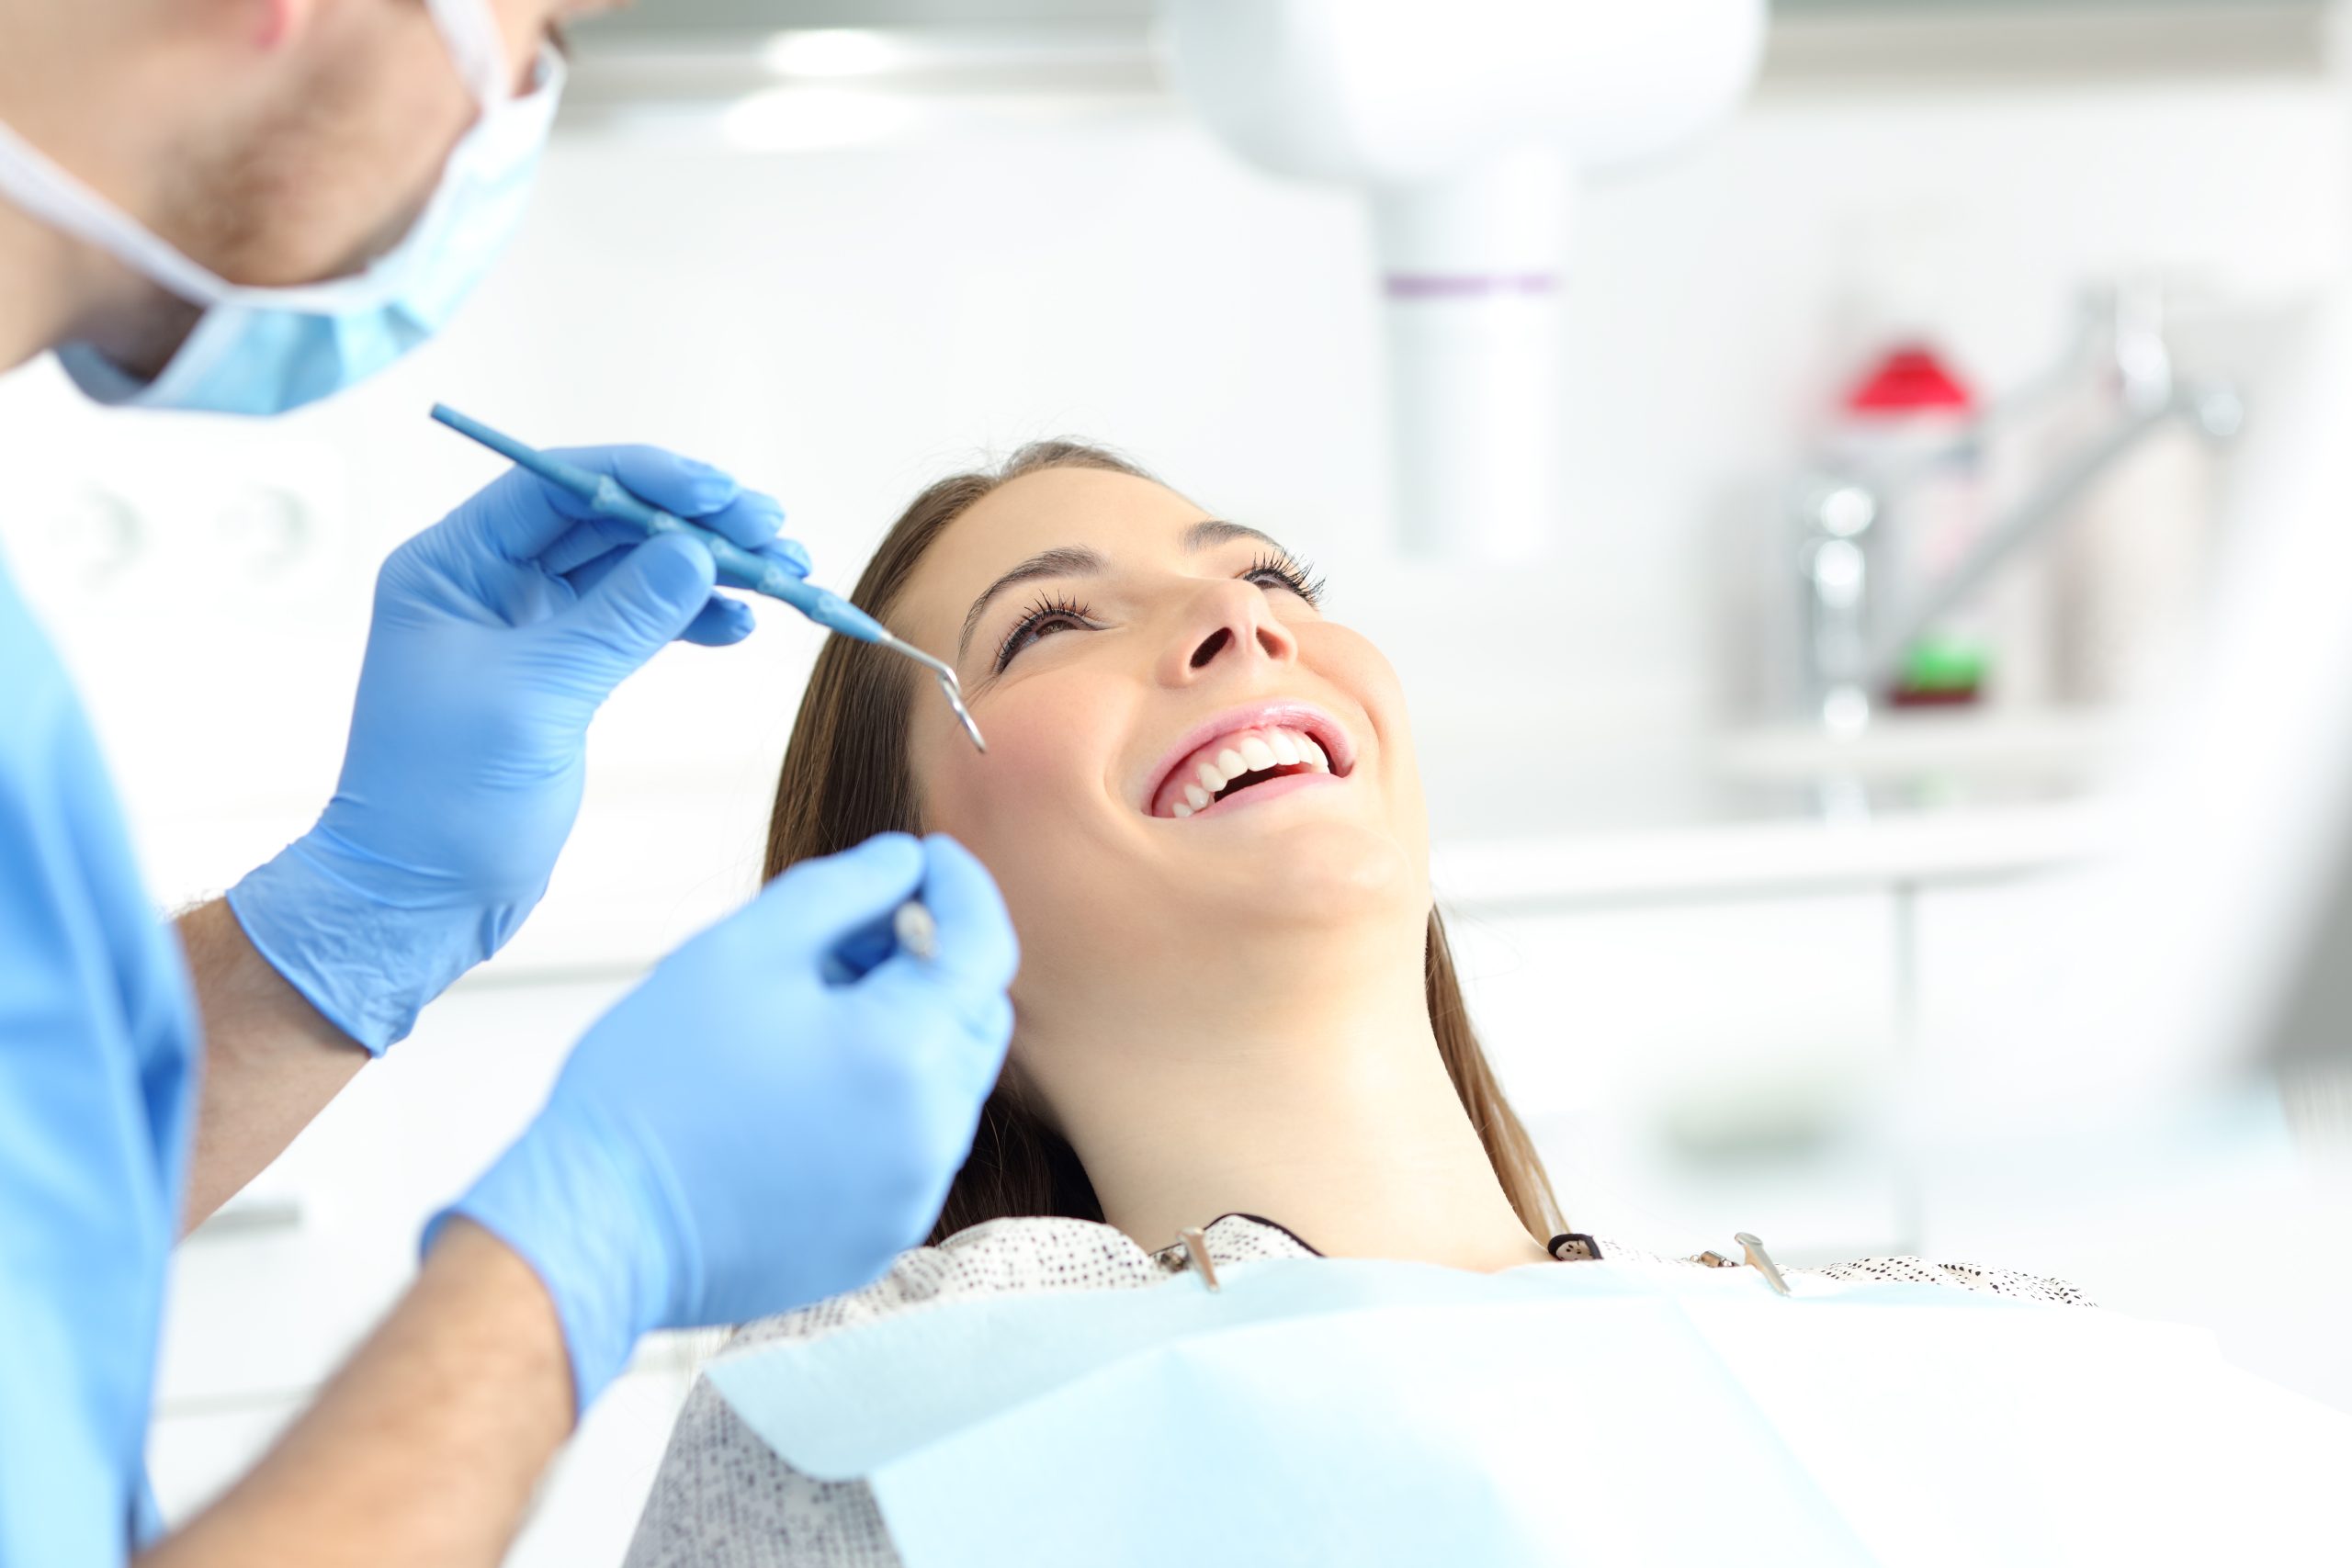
left=1793, top=283, right=2244, bottom=731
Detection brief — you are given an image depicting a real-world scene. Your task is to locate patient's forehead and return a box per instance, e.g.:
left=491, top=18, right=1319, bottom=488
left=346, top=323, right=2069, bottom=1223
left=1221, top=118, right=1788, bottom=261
left=895, top=468, right=1208, bottom=649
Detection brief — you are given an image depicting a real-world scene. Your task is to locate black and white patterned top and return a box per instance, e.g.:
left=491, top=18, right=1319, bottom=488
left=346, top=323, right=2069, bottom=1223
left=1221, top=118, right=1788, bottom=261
left=621, top=1215, right=2089, bottom=1568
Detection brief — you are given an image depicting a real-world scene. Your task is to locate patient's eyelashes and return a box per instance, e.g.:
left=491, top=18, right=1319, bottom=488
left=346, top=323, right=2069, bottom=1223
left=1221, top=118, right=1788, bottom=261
left=994, top=592, right=1099, bottom=672
left=1243, top=550, right=1327, bottom=608
left=990, top=555, right=1331, bottom=674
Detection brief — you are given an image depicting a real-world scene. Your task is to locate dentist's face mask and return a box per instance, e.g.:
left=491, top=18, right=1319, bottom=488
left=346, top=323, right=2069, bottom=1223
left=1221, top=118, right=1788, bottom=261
left=0, top=0, right=562, bottom=417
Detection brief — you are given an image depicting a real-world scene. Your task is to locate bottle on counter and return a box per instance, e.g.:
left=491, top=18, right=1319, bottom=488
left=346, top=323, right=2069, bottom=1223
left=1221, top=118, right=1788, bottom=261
left=1828, top=341, right=1995, bottom=709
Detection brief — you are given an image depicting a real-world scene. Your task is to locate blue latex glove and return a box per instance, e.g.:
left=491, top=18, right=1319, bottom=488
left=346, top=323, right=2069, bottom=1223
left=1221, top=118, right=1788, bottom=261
left=228, top=446, right=809, bottom=1052
left=442, top=832, right=1020, bottom=1409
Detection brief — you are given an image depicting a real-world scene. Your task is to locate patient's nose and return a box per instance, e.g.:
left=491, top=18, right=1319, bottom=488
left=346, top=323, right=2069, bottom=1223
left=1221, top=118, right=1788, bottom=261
left=1159, top=579, right=1299, bottom=685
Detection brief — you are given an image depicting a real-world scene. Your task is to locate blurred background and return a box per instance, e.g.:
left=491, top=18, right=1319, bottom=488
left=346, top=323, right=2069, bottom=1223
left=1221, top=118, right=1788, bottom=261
left=5, top=0, right=2350, bottom=1557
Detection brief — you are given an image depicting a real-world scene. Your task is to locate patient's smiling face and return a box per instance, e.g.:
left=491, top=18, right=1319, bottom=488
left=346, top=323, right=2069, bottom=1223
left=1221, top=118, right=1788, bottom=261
left=891, top=467, right=1430, bottom=1018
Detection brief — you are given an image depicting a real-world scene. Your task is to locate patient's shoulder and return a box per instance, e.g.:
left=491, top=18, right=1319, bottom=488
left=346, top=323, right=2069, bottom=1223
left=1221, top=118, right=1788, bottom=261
left=629, top=1216, right=1301, bottom=1568
left=625, top=1219, right=2094, bottom=1566
left=626, top=1219, right=1148, bottom=1567
left=1801, top=1254, right=2095, bottom=1306
left=1590, top=1233, right=2095, bottom=1307
left=729, top=1213, right=1274, bottom=1354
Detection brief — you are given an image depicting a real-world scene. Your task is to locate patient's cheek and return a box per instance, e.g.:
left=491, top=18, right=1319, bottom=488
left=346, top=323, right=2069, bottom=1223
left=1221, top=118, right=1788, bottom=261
left=928, top=681, right=1104, bottom=849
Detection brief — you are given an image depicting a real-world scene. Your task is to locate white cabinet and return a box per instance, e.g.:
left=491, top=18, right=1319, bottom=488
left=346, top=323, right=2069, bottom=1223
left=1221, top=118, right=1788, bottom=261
left=146, top=1398, right=306, bottom=1526
left=146, top=1364, right=700, bottom=1567
left=158, top=977, right=630, bottom=1409
left=1444, top=892, right=1906, bottom=1262
left=150, top=974, right=722, bottom=1564
left=1910, top=872, right=2087, bottom=1077
left=1907, top=872, right=2352, bottom=1414
left=506, top=1347, right=713, bottom=1568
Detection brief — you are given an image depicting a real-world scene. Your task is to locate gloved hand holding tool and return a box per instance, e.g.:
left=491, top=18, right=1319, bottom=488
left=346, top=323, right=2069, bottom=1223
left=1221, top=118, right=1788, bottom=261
left=446, top=832, right=1020, bottom=1405
left=228, top=444, right=808, bottom=1052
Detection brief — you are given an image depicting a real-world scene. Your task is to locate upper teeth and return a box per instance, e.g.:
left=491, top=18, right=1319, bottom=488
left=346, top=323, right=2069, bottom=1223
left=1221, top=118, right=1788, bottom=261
left=1169, top=726, right=1332, bottom=817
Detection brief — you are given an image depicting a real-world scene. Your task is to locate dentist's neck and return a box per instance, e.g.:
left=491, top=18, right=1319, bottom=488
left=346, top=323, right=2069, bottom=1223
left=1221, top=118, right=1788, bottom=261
left=1031, top=911, right=1554, bottom=1273
left=0, top=191, right=85, bottom=373
left=0, top=6, right=202, bottom=378
left=0, top=188, right=198, bottom=381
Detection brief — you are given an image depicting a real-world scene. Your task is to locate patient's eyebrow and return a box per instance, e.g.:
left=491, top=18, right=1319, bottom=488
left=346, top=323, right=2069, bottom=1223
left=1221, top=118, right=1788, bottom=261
left=959, top=545, right=1109, bottom=661
left=1183, top=519, right=1285, bottom=554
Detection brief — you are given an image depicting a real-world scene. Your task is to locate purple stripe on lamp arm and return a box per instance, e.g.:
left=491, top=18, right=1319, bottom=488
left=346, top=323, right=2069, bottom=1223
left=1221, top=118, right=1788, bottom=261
left=1385, top=273, right=1560, bottom=300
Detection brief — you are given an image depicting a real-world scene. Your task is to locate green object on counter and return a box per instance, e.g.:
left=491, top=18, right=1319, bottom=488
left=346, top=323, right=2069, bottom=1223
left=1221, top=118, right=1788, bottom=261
left=1895, top=637, right=1989, bottom=701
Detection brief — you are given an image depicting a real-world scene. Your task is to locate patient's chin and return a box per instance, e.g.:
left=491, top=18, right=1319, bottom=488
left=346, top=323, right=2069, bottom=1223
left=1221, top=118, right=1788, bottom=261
left=1216, top=818, right=1421, bottom=926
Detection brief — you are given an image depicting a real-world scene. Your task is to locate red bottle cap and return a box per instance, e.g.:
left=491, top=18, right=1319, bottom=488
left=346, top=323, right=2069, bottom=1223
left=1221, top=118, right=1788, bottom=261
left=1845, top=344, right=1975, bottom=414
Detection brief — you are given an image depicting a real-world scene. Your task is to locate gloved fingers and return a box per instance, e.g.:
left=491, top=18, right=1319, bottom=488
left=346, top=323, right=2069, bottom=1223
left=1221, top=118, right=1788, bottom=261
left=751, top=833, right=927, bottom=954
left=708, top=494, right=802, bottom=561
left=820, top=905, right=906, bottom=986
left=438, top=445, right=727, bottom=570
left=838, top=839, right=1015, bottom=1090
left=540, top=517, right=818, bottom=606
left=813, top=860, right=997, bottom=985
left=548, top=541, right=626, bottom=599
left=851, top=957, right=1014, bottom=1100
left=908, top=835, right=1021, bottom=994
left=683, top=595, right=758, bottom=648
left=537, top=518, right=638, bottom=579
left=542, top=524, right=810, bottom=585
left=742, top=536, right=815, bottom=579
left=537, top=531, right=718, bottom=680
left=443, top=446, right=758, bottom=570
left=556, top=547, right=757, bottom=648
left=435, top=446, right=791, bottom=585
left=540, top=446, right=797, bottom=559
left=435, top=463, right=595, bottom=572
left=543, top=445, right=737, bottom=522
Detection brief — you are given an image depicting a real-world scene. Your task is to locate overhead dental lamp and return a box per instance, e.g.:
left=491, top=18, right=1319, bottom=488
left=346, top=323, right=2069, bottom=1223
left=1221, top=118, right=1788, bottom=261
left=1159, top=0, right=1769, bottom=560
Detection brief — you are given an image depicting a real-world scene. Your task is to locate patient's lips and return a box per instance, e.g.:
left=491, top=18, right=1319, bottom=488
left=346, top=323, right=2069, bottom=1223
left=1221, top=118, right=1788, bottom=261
left=1144, top=703, right=1353, bottom=819
left=1168, top=727, right=1329, bottom=818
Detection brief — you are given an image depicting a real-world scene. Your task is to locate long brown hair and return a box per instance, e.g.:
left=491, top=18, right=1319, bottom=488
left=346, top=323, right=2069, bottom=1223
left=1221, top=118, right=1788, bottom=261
left=766, top=441, right=1564, bottom=1244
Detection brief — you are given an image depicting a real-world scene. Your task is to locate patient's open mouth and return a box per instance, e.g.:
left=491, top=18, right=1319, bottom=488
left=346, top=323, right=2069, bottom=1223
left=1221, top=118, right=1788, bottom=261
left=1145, top=705, right=1354, bottom=819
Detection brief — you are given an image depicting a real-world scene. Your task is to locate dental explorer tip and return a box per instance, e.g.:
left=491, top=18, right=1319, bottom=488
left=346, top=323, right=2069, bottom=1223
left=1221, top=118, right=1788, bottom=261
left=878, top=631, right=988, bottom=752
left=933, top=670, right=987, bottom=752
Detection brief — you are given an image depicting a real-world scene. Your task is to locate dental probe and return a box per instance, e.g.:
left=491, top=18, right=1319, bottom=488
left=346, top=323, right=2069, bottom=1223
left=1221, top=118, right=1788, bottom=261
left=429, top=404, right=986, bottom=751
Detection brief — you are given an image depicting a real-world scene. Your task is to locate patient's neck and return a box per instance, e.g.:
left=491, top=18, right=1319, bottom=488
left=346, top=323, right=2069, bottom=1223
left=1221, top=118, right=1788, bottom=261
left=1026, top=914, right=1554, bottom=1274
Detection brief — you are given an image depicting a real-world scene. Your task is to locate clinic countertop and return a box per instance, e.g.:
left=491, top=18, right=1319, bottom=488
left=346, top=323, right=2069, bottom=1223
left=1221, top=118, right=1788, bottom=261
left=1430, top=798, right=2111, bottom=911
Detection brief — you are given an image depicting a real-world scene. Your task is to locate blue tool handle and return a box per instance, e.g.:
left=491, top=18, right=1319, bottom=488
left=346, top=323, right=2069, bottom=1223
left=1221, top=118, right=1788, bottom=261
left=429, top=404, right=890, bottom=646
left=730, top=555, right=888, bottom=644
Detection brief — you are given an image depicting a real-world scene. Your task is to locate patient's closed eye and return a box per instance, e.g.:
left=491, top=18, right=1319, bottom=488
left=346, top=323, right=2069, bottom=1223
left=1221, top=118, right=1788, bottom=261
left=993, top=555, right=1329, bottom=673
left=994, top=593, right=1100, bottom=671
left=1242, top=550, right=1327, bottom=606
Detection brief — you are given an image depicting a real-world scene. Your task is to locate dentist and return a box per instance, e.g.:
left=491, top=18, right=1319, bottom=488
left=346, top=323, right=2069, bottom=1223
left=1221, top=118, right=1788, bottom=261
left=0, top=3, right=1018, bottom=1564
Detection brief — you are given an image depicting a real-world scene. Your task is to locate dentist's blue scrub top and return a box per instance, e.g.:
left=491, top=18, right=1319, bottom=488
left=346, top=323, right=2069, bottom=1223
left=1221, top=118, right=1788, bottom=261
left=0, top=547, right=197, bottom=1563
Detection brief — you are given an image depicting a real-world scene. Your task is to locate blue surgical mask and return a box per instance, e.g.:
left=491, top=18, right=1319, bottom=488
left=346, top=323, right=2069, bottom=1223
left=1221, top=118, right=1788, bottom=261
left=0, top=0, right=562, bottom=417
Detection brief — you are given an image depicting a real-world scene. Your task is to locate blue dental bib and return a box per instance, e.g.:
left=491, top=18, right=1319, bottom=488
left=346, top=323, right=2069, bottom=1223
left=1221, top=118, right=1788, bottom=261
left=709, top=1255, right=2349, bottom=1567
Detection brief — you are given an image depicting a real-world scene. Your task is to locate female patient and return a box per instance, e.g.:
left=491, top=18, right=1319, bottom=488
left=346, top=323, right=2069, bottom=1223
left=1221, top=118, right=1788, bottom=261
left=624, top=443, right=2076, bottom=1566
